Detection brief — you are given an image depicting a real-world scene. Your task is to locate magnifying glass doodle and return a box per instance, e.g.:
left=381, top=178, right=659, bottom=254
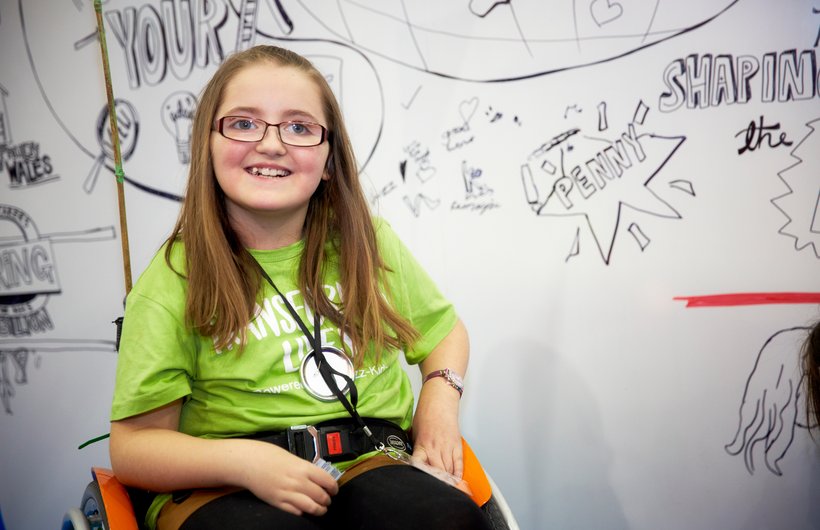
left=83, top=99, right=139, bottom=194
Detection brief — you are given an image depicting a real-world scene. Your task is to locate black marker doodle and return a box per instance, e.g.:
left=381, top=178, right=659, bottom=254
left=85, top=100, right=139, bottom=194
left=369, top=181, right=398, bottom=205
left=627, top=222, right=649, bottom=250
left=402, top=85, right=422, bottom=109
left=2, top=141, right=59, bottom=188
left=104, top=2, right=228, bottom=89
left=469, top=0, right=511, bottom=18
left=521, top=100, right=687, bottom=264
left=0, top=347, right=27, bottom=414
left=0, top=339, right=117, bottom=414
left=726, top=326, right=813, bottom=476
left=597, top=101, right=609, bottom=131
left=486, top=106, right=503, bottom=123
left=669, top=180, right=696, bottom=196
left=566, top=227, right=581, bottom=262
left=735, top=115, right=794, bottom=155
left=0, top=86, right=59, bottom=188
left=589, top=0, right=624, bottom=27
left=451, top=160, right=500, bottom=215
left=235, top=0, right=261, bottom=51
left=399, top=160, right=408, bottom=182
left=564, top=104, right=582, bottom=119
left=22, top=3, right=385, bottom=202
left=403, top=194, right=440, bottom=217
left=443, top=123, right=475, bottom=152
left=771, top=117, right=820, bottom=258
left=161, top=91, right=197, bottom=164
left=297, top=1, right=740, bottom=81
left=659, top=49, right=820, bottom=112
left=0, top=83, right=10, bottom=147
left=0, top=204, right=116, bottom=337
left=814, top=7, right=820, bottom=47
left=403, top=141, right=437, bottom=182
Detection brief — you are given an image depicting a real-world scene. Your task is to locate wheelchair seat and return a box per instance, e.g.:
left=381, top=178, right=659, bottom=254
left=62, top=439, right=519, bottom=529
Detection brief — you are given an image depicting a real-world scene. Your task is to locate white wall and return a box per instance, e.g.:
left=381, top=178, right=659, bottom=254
left=1, top=1, right=819, bottom=528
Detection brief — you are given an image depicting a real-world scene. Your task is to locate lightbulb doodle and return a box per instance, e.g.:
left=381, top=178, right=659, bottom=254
left=520, top=99, right=688, bottom=264
left=161, top=91, right=197, bottom=165
left=771, top=118, right=820, bottom=259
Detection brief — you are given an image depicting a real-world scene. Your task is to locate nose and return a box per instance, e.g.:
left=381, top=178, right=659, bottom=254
left=256, top=124, right=287, bottom=155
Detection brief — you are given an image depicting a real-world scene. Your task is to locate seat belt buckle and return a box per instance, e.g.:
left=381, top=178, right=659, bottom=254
left=317, top=426, right=359, bottom=463
left=287, top=425, right=320, bottom=463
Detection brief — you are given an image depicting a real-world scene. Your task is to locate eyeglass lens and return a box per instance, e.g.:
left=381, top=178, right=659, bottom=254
left=219, top=117, right=325, bottom=146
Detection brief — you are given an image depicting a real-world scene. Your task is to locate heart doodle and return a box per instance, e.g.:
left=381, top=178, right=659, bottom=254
left=590, top=0, right=623, bottom=27
left=459, top=97, right=479, bottom=124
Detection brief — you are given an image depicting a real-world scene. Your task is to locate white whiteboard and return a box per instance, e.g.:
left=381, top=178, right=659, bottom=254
left=1, top=1, right=819, bottom=528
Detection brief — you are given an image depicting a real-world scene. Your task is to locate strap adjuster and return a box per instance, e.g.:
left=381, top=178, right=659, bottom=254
left=287, top=425, right=319, bottom=462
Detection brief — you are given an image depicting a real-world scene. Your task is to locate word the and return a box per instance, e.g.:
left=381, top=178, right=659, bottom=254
left=659, top=49, right=818, bottom=112
left=735, top=116, right=793, bottom=155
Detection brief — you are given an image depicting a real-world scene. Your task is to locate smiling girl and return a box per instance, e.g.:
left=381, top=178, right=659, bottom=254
left=108, top=45, right=491, bottom=530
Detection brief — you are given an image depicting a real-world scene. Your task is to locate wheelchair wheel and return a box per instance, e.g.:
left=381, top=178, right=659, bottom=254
left=79, top=480, right=108, bottom=530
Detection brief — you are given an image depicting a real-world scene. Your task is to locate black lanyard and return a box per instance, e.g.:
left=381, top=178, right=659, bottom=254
left=255, top=264, right=385, bottom=451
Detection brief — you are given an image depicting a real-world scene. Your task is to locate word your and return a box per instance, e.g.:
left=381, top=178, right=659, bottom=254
left=551, top=125, right=645, bottom=210
left=735, top=115, right=793, bottom=155
left=105, top=0, right=229, bottom=88
left=1, top=142, right=58, bottom=187
left=659, top=49, right=818, bottom=112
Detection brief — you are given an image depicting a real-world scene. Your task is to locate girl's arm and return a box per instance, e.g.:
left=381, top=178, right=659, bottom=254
left=109, top=400, right=339, bottom=516
left=412, top=318, right=469, bottom=478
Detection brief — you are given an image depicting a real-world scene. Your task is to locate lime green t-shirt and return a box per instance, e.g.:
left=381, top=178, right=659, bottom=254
left=111, top=218, right=456, bottom=438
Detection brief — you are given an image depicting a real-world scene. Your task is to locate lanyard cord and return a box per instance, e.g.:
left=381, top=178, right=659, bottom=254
left=255, top=265, right=385, bottom=450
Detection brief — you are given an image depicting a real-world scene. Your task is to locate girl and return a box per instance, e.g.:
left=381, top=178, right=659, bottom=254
left=109, top=45, right=491, bottom=530
left=803, top=320, right=820, bottom=432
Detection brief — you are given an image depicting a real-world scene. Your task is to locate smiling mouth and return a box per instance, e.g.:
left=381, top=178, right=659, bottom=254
left=249, top=167, right=291, bottom=177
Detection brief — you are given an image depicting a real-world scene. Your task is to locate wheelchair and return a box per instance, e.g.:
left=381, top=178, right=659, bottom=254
left=62, top=438, right=519, bottom=530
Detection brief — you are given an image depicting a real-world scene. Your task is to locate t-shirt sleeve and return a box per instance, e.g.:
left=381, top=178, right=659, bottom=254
left=110, top=248, right=197, bottom=421
left=375, top=218, right=458, bottom=365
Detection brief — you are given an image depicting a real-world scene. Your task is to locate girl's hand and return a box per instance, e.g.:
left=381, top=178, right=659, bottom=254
left=411, top=379, right=464, bottom=479
left=235, top=441, right=339, bottom=516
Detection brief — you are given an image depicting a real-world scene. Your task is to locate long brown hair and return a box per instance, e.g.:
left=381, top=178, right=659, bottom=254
left=166, top=45, right=418, bottom=365
left=803, top=320, right=820, bottom=431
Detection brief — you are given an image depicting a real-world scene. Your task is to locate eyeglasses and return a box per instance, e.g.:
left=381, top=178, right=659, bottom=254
left=215, top=116, right=328, bottom=146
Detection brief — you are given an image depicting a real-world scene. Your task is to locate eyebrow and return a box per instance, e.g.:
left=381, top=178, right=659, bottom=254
left=221, top=106, right=323, bottom=123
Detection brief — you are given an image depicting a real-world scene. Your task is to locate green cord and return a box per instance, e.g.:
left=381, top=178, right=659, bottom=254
left=78, top=432, right=111, bottom=450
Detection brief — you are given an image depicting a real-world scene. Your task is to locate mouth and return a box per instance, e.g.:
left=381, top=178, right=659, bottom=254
left=248, top=167, right=291, bottom=178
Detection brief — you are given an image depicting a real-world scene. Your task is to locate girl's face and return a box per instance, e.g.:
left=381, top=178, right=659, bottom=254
left=211, top=62, right=330, bottom=245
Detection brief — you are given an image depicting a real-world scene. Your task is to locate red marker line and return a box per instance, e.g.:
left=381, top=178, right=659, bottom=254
left=674, top=292, right=820, bottom=307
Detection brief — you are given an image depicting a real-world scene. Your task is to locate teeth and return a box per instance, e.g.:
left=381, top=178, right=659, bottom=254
left=250, top=167, right=290, bottom=177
